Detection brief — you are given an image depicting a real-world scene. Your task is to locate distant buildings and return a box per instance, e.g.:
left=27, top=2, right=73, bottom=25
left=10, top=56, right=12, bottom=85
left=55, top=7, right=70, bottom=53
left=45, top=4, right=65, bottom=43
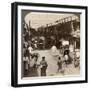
left=23, top=15, right=80, bottom=50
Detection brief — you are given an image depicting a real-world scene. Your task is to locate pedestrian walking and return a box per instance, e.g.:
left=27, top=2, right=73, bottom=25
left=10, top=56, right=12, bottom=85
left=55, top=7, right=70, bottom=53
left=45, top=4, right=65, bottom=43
left=40, top=57, right=48, bottom=76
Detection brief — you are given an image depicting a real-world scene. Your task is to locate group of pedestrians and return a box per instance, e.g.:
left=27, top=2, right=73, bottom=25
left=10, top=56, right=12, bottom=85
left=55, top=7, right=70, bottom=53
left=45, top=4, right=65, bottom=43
left=23, top=43, right=80, bottom=77
left=56, top=50, right=80, bottom=75
left=23, top=54, right=48, bottom=77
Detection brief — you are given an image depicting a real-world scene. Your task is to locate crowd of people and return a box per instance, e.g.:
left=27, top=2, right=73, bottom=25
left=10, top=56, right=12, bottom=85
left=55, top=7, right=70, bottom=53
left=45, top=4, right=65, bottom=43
left=23, top=44, right=80, bottom=77
left=23, top=23, right=49, bottom=76
left=22, top=18, right=80, bottom=77
left=23, top=55, right=48, bottom=77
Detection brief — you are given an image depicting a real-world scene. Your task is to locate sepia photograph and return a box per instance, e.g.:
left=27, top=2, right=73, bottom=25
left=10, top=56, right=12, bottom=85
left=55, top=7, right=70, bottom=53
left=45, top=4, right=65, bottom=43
left=22, top=11, right=80, bottom=78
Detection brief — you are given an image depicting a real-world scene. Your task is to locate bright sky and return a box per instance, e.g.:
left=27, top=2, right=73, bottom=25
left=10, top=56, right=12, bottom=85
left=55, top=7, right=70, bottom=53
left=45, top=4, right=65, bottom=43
left=24, top=12, right=74, bottom=29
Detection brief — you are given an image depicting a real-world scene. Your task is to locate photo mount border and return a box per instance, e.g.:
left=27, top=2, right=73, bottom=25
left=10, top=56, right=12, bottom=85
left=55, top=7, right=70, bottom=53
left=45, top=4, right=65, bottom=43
left=11, top=2, right=88, bottom=87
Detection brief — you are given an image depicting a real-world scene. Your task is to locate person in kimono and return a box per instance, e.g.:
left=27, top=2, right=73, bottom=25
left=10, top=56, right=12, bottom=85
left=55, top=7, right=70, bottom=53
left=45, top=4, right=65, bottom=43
left=40, top=57, right=48, bottom=76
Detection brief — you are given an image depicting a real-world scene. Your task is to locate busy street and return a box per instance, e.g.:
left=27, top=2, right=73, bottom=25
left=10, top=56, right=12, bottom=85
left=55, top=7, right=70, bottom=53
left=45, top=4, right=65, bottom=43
left=21, top=11, right=80, bottom=78
left=24, top=50, right=80, bottom=77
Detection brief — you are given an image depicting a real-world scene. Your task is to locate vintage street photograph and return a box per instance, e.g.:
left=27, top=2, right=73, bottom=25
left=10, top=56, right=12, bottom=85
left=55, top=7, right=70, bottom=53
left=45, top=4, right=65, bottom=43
left=21, top=11, right=80, bottom=78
